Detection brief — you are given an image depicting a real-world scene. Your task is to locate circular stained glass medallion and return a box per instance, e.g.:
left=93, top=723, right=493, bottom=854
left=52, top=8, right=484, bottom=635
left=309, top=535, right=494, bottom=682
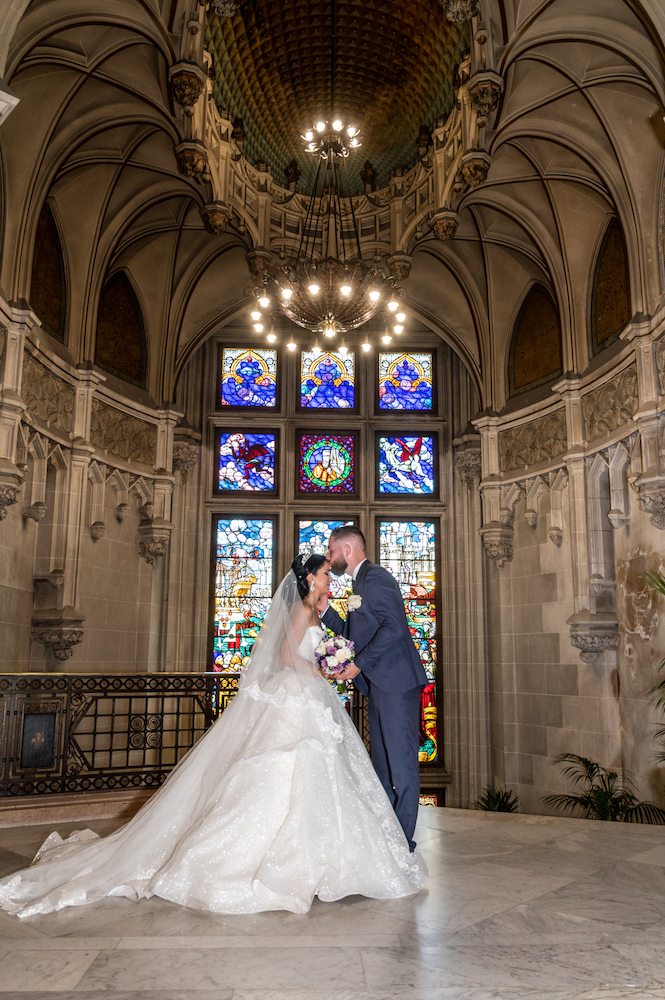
left=299, top=434, right=355, bottom=493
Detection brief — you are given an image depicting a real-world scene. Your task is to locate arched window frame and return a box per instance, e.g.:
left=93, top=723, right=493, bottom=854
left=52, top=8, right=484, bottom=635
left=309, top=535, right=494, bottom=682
left=507, top=282, right=562, bottom=398
left=94, top=270, right=148, bottom=389
left=30, top=199, right=68, bottom=343
left=589, top=216, right=632, bottom=358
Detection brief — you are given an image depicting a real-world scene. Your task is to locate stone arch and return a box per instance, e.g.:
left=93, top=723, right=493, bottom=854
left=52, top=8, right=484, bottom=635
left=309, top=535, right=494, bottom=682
left=94, top=272, right=147, bottom=388
left=507, top=284, right=562, bottom=398
left=589, top=217, right=632, bottom=356
left=29, top=200, right=67, bottom=343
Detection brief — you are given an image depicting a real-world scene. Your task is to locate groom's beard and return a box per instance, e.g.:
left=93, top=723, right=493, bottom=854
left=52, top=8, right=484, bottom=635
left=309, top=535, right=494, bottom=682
left=329, top=556, right=348, bottom=577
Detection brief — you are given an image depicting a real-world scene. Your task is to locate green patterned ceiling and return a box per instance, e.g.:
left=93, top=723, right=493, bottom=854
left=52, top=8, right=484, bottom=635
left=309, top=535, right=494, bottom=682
left=205, top=1, right=469, bottom=192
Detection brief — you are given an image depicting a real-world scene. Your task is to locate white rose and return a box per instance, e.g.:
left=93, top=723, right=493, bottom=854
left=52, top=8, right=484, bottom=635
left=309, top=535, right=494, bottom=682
left=334, top=650, right=348, bottom=664
left=348, top=594, right=362, bottom=611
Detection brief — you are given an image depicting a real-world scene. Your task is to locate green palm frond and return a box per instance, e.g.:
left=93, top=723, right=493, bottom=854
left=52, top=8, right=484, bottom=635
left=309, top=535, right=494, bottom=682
left=544, top=756, right=664, bottom=824
left=644, top=571, right=665, bottom=596
left=475, top=785, right=519, bottom=813
left=624, top=801, right=665, bottom=825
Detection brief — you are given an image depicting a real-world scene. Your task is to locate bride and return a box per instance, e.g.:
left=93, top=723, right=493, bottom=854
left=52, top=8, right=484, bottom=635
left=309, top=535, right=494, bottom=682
left=0, top=554, right=427, bottom=918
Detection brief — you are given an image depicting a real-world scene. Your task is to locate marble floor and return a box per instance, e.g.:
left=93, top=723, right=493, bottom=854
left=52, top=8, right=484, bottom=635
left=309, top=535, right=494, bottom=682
left=1, top=808, right=665, bottom=999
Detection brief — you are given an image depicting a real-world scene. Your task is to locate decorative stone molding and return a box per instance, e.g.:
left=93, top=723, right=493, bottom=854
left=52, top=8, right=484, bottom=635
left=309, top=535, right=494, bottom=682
left=0, top=482, right=20, bottom=519
left=607, top=509, right=630, bottom=529
left=90, top=399, right=156, bottom=466
left=23, top=500, right=47, bottom=522
left=246, top=247, right=272, bottom=280
left=499, top=409, right=567, bottom=473
left=468, top=71, right=504, bottom=127
left=21, top=352, right=74, bottom=433
left=479, top=522, right=514, bottom=569
left=90, top=521, right=106, bottom=540
left=387, top=253, right=412, bottom=281
left=201, top=202, right=231, bottom=234
left=461, top=150, right=492, bottom=188
left=169, top=63, right=207, bottom=110
left=568, top=613, right=619, bottom=664
left=430, top=209, right=459, bottom=241
left=548, top=527, right=563, bottom=546
left=456, top=449, right=481, bottom=487
left=656, top=338, right=665, bottom=395
left=31, top=608, right=85, bottom=661
left=524, top=509, right=538, bottom=528
left=442, top=0, right=478, bottom=22
left=173, top=442, right=199, bottom=484
left=637, top=484, right=665, bottom=529
left=175, top=140, right=208, bottom=181
left=115, top=502, right=129, bottom=522
left=208, top=0, right=238, bottom=15
left=582, top=365, right=638, bottom=442
left=138, top=515, right=174, bottom=565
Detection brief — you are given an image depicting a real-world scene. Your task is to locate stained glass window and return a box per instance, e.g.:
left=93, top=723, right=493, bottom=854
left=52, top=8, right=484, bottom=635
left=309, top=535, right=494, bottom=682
left=217, top=432, right=276, bottom=492
left=378, top=435, right=435, bottom=494
left=298, top=519, right=355, bottom=615
left=378, top=352, right=433, bottom=410
left=220, top=348, right=277, bottom=407
left=379, top=520, right=438, bottom=763
left=300, top=350, right=355, bottom=409
left=298, top=433, right=355, bottom=494
left=212, top=518, right=274, bottom=672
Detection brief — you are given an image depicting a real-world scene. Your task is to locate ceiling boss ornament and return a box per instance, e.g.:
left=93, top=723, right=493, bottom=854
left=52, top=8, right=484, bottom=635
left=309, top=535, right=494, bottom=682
left=249, top=120, right=407, bottom=351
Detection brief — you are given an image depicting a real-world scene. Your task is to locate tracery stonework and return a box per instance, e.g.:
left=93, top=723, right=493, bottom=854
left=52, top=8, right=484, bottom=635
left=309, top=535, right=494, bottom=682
left=21, top=352, right=74, bottom=433
left=90, top=399, right=156, bottom=466
left=499, top=409, right=567, bottom=473
left=582, top=365, right=638, bottom=441
left=656, top=339, right=665, bottom=395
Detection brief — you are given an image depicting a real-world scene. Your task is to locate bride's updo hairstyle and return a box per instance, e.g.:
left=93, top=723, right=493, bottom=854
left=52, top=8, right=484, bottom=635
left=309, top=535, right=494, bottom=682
left=291, top=553, right=327, bottom=599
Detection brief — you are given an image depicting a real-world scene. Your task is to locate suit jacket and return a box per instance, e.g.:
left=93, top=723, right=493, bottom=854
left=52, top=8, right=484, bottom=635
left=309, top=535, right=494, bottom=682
left=322, top=560, right=428, bottom=695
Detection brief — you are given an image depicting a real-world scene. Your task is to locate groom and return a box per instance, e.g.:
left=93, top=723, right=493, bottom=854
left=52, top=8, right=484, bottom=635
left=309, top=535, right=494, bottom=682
left=319, top=526, right=428, bottom=851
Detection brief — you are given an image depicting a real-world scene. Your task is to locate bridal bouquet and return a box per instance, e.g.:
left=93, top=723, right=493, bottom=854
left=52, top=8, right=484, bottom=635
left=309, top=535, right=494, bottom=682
left=315, top=634, right=355, bottom=705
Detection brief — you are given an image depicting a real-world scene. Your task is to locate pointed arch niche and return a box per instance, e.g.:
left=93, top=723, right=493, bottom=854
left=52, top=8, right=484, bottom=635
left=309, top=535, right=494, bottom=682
left=30, top=202, right=67, bottom=342
left=590, top=218, right=631, bottom=355
left=508, top=285, right=562, bottom=397
left=95, top=272, right=147, bottom=388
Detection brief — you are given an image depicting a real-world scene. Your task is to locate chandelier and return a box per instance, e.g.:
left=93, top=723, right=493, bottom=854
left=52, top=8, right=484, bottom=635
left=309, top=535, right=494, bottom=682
left=250, top=119, right=406, bottom=353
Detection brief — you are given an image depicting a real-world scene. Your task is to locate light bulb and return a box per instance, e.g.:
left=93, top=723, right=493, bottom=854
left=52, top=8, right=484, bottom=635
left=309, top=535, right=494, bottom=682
left=362, top=340, right=371, bottom=352
left=369, top=290, right=380, bottom=302
left=381, top=335, right=392, bottom=345
left=258, top=295, right=270, bottom=308
left=281, top=287, right=292, bottom=300
left=312, top=341, right=322, bottom=356
left=308, top=142, right=316, bottom=151
left=316, top=121, right=326, bottom=132
left=324, top=326, right=335, bottom=338
left=332, top=119, right=343, bottom=132
left=305, top=130, right=313, bottom=141
left=267, top=333, right=277, bottom=343
left=394, top=325, right=404, bottom=334
left=287, top=340, right=296, bottom=352
left=339, top=342, right=348, bottom=355
left=396, top=312, right=406, bottom=322
left=347, top=126, right=356, bottom=137
left=350, top=138, right=359, bottom=147
left=253, top=323, right=263, bottom=332
left=388, top=300, right=398, bottom=312
left=340, top=284, right=351, bottom=296
left=251, top=310, right=261, bottom=321
left=308, top=283, right=320, bottom=295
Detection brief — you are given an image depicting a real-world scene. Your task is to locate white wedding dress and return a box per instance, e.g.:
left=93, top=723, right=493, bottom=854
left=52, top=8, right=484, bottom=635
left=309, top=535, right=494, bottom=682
left=0, top=577, right=427, bottom=919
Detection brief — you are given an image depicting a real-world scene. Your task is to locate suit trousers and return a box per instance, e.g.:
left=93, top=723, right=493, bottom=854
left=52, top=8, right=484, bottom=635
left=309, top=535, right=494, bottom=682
left=365, top=680, right=422, bottom=852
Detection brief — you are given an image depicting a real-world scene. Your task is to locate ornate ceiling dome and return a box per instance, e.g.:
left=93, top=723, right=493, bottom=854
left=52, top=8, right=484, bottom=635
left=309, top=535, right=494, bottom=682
left=205, top=0, right=469, bottom=191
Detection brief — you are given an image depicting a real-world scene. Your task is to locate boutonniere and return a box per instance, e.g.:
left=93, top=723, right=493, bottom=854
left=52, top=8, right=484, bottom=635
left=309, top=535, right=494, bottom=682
left=348, top=594, right=362, bottom=611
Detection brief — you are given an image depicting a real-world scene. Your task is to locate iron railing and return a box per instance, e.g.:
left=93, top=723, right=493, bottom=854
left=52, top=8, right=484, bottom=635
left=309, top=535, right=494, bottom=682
left=0, top=673, right=371, bottom=798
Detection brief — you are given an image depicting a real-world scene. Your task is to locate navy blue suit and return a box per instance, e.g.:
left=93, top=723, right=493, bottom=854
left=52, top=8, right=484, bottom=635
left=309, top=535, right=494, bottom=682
left=322, top=560, right=428, bottom=850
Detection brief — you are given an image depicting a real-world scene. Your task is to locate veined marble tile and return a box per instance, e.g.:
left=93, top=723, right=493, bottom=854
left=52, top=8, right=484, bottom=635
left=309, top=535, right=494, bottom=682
left=0, top=948, right=100, bottom=992
left=117, top=933, right=402, bottom=948
left=428, top=860, right=577, bottom=901
left=628, top=844, right=665, bottom=866
left=75, top=946, right=366, bottom=991
left=0, top=993, right=234, bottom=1000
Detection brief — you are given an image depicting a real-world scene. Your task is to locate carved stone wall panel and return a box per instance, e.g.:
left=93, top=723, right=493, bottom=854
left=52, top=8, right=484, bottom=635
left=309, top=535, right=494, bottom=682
left=582, top=366, right=638, bottom=442
left=657, top=339, right=665, bottom=396
left=21, top=352, right=74, bottom=434
left=499, top=409, right=567, bottom=474
left=90, top=399, right=156, bottom=466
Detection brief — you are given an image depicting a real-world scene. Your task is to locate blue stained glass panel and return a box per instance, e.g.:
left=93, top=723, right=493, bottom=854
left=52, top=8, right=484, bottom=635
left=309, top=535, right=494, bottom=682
left=379, top=520, right=438, bottom=762
left=218, top=432, right=276, bottom=491
left=221, top=348, right=277, bottom=407
left=298, top=519, right=354, bottom=611
left=378, top=352, right=433, bottom=410
left=300, top=350, right=355, bottom=409
left=378, top=435, right=435, bottom=494
left=213, top=518, right=273, bottom=672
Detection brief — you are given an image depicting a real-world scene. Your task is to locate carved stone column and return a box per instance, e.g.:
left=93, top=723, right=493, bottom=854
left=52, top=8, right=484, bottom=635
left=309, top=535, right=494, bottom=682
left=0, top=298, right=38, bottom=521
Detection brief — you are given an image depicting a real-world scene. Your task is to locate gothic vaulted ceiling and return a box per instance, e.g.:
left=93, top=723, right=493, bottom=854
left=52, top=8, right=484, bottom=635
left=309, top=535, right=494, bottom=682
left=205, top=0, right=470, bottom=189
